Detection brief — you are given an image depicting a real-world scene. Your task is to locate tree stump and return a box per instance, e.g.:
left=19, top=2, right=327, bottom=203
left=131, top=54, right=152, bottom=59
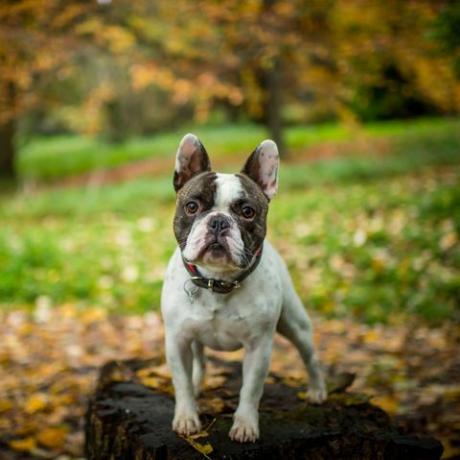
left=85, top=359, right=443, bottom=460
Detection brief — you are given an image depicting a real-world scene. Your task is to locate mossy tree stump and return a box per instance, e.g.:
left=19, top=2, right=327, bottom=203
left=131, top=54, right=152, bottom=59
left=85, top=359, right=442, bottom=460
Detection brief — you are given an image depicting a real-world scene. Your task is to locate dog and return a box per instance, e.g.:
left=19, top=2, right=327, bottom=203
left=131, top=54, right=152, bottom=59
left=161, top=133, right=327, bottom=443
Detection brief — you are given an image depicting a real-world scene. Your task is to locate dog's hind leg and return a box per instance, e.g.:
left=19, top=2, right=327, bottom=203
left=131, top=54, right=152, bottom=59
left=276, top=267, right=327, bottom=403
left=192, top=340, right=205, bottom=397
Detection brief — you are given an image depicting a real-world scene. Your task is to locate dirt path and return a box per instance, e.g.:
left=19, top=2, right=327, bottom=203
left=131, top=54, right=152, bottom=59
left=41, top=136, right=390, bottom=190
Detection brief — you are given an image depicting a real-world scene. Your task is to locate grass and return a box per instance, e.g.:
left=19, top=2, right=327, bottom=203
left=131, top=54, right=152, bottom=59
left=17, top=117, right=460, bottom=182
left=17, top=123, right=268, bottom=182
left=1, top=118, right=459, bottom=323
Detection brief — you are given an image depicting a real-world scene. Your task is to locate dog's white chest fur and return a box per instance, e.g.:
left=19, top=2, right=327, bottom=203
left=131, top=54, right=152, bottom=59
left=162, top=241, right=283, bottom=352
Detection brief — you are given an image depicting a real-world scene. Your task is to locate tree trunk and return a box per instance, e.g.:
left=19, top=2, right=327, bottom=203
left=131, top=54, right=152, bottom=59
left=85, top=359, right=443, bottom=460
left=261, top=0, right=285, bottom=156
left=264, top=59, right=285, bottom=156
left=0, top=83, right=17, bottom=180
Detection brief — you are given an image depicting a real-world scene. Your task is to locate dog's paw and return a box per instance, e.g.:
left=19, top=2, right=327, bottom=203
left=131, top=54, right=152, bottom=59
left=229, top=413, right=259, bottom=443
left=172, top=411, right=201, bottom=436
left=308, top=382, right=327, bottom=404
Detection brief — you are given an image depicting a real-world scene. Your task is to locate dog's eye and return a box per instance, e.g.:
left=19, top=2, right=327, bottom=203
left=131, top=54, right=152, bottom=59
left=241, top=205, right=255, bottom=219
left=185, top=200, right=199, bottom=215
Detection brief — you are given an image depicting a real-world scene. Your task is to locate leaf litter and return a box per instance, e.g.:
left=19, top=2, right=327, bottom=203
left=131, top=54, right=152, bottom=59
left=0, top=305, right=458, bottom=459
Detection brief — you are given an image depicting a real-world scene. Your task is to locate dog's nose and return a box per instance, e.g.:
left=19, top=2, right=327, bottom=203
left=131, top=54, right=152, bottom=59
left=208, top=215, right=230, bottom=235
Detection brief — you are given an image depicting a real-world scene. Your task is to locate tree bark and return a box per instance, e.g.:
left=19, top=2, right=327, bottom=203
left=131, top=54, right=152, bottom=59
left=264, top=59, right=286, bottom=157
left=85, top=359, right=443, bottom=460
left=260, top=0, right=285, bottom=156
left=0, top=82, right=17, bottom=181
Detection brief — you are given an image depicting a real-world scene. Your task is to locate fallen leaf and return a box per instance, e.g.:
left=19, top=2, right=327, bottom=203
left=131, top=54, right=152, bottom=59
left=372, top=395, right=398, bottom=415
left=0, top=399, right=13, bottom=412
left=297, top=391, right=308, bottom=401
left=200, top=397, right=225, bottom=413
left=24, top=393, right=48, bottom=414
left=9, top=437, right=37, bottom=452
left=180, top=435, right=213, bottom=459
left=204, top=375, right=226, bottom=390
left=37, top=426, right=68, bottom=449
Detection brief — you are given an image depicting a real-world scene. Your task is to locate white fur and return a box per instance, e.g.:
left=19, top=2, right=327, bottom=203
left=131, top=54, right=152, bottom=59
left=161, top=240, right=327, bottom=442
left=214, top=173, right=243, bottom=209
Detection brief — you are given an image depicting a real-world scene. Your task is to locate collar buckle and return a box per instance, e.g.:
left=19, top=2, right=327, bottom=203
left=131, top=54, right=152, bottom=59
left=207, top=279, right=215, bottom=290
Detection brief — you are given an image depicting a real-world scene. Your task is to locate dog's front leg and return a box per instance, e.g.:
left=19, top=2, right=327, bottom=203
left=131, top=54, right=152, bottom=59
left=165, top=334, right=202, bottom=435
left=229, top=334, right=273, bottom=443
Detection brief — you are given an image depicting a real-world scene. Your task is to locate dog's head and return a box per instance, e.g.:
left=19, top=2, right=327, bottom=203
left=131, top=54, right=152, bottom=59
left=173, top=133, right=279, bottom=272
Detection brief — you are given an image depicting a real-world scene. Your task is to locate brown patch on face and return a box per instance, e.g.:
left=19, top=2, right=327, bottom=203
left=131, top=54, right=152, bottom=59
left=173, top=172, right=217, bottom=249
left=242, top=148, right=261, bottom=184
left=234, top=173, right=269, bottom=264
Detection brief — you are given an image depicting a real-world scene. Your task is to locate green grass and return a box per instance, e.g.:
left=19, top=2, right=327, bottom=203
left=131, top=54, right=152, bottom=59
left=17, top=123, right=268, bottom=182
left=17, top=117, right=460, bottom=182
left=2, top=119, right=459, bottom=323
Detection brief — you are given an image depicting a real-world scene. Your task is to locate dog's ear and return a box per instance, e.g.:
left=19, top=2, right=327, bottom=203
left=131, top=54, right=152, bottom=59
left=174, top=133, right=211, bottom=192
left=241, top=139, right=279, bottom=200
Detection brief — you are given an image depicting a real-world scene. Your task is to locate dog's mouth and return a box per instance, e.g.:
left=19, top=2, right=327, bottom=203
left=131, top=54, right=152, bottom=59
left=193, top=236, right=233, bottom=266
left=207, top=241, right=225, bottom=251
left=203, top=239, right=228, bottom=256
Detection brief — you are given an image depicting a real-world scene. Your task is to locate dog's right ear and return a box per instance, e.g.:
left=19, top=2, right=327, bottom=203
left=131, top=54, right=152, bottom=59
left=242, top=139, right=279, bottom=200
left=174, top=133, right=211, bottom=192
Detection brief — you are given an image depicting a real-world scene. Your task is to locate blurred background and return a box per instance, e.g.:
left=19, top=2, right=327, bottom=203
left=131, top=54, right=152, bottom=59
left=0, top=1, right=459, bottom=458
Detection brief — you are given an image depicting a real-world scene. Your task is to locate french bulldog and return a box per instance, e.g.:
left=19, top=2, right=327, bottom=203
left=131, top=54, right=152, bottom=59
left=161, top=133, right=327, bottom=443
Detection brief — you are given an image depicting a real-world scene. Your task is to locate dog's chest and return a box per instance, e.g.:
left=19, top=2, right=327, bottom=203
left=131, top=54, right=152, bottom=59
left=185, top=293, right=276, bottom=351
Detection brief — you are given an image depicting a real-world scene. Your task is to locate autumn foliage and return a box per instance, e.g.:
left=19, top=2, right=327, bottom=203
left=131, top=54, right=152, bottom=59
left=1, top=1, right=460, bottom=177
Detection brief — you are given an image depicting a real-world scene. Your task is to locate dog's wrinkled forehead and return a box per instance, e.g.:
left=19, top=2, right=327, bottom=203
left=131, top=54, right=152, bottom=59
left=177, top=172, right=266, bottom=210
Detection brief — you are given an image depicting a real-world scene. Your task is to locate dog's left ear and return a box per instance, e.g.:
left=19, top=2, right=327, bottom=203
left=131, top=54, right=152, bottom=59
left=174, top=133, right=211, bottom=192
left=241, top=139, right=279, bottom=200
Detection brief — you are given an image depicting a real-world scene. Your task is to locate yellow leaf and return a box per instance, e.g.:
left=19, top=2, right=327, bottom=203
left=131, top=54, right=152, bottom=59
left=0, top=399, right=13, bottom=412
left=201, top=397, right=225, bottom=413
left=37, top=426, right=68, bottom=449
left=363, top=330, right=380, bottom=344
left=297, top=391, right=308, bottom=401
left=9, top=437, right=36, bottom=452
left=372, top=395, right=398, bottom=415
left=24, top=393, right=48, bottom=414
left=80, top=308, right=107, bottom=323
left=204, top=375, right=226, bottom=390
left=181, top=435, right=213, bottom=459
left=140, top=376, right=166, bottom=389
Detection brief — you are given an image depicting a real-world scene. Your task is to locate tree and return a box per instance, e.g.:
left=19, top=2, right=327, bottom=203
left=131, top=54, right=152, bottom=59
left=2, top=0, right=459, bottom=180
left=126, top=0, right=337, bottom=156
left=0, top=0, right=136, bottom=180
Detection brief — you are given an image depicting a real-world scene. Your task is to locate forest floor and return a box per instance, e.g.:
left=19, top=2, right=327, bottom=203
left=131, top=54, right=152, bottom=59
left=0, top=306, right=459, bottom=459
